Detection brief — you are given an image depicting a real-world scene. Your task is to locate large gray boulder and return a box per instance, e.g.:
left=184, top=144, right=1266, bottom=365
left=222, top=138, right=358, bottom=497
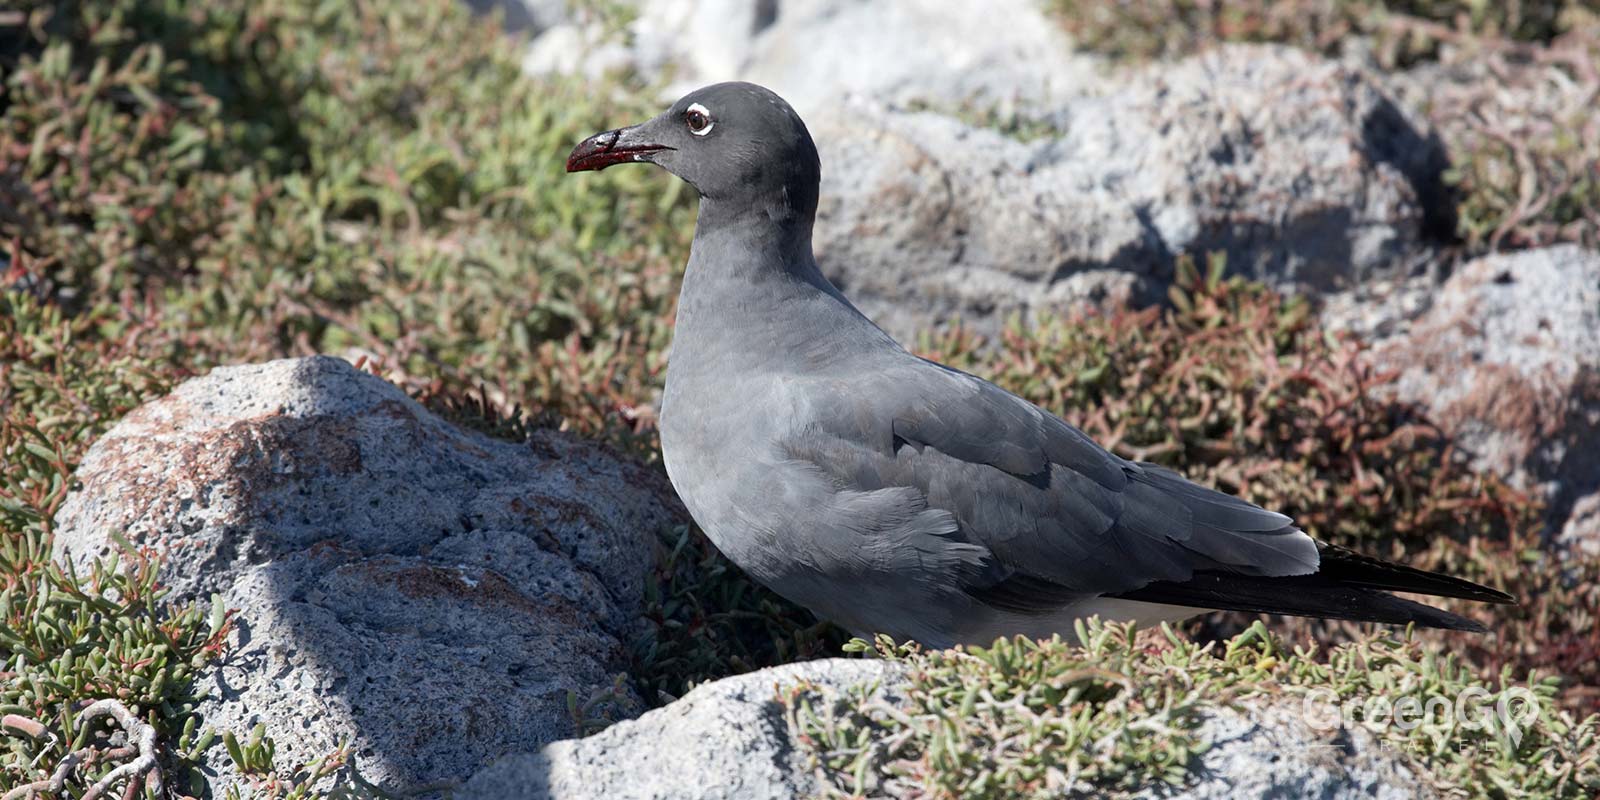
left=1358, top=246, right=1600, bottom=553
left=461, top=658, right=1428, bottom=799
left=811, top=45, right=1445, bottom=338
left=53, top=356, right=684, bottom=790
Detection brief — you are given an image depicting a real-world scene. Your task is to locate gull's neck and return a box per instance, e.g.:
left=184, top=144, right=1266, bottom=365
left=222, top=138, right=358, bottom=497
left=669, top=195, right=897, bottom=376
left=687, top=196, right=827, bottom=292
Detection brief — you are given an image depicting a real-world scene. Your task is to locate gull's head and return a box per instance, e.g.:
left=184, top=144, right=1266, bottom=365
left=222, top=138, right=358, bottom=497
left=567, top=82, right=820, bottom=219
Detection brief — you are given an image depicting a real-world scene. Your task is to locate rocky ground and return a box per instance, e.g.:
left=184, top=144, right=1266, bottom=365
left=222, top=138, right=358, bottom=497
left=3, top=0, right=1598, bottom=798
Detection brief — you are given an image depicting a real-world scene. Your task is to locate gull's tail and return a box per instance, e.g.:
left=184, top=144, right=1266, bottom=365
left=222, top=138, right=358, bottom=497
left=1108, top=543, right=1515, bottom=633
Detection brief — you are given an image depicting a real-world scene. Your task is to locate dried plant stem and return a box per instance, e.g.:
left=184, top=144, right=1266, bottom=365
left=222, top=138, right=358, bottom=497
left=0, top=701, right=162, bottom=800
left=2, top=749, right=86, bottom=800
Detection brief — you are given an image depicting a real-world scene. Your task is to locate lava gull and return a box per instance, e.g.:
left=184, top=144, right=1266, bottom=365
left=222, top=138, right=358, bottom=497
left=566, top=82, right=1512, bottom=647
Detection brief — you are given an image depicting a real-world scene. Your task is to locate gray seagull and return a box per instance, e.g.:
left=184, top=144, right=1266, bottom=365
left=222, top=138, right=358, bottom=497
left=567, top=82, right=1512, bottom=648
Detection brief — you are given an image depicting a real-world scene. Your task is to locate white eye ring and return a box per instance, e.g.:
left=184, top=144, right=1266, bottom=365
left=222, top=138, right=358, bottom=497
left=686, top=102, right=714, bottom=136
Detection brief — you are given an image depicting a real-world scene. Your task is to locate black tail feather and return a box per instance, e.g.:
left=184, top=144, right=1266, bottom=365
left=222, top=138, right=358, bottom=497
left=1111, top=572, right=1488, bottom=631
left=1108, top=544, right=1513, bottom=633
left=1312, top=543, right=1514, bottom=604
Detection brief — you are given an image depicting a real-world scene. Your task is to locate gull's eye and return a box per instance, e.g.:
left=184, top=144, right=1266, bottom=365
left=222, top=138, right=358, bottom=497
left=685, top=102, right=713, bottom=136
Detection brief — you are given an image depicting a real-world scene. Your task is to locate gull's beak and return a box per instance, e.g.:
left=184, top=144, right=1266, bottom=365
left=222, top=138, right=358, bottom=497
left=566, top=124, right=673, bottom=172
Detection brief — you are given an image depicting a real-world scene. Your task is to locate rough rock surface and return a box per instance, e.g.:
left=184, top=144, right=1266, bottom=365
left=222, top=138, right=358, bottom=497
left=461, top=659, right=907, bottom=800
left=1142, top=699, right=1432, bottom=800
left=811, top=45, right=1446, bottom=338
left=461, top=659, right=1426, bottom=800
left=523, top=0, right=1101, bottom=119
left=1360, top=246, right=1600, bottom=552
left=53, top=356, right=684, bottom=789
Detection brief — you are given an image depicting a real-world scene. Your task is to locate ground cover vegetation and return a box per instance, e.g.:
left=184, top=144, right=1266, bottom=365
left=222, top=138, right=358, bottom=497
left=1, top=0, right=1595, bottom=796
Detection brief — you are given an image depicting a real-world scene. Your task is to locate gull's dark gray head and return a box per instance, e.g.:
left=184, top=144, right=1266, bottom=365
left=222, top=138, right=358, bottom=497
left=567, top=82, right=821, bottom=224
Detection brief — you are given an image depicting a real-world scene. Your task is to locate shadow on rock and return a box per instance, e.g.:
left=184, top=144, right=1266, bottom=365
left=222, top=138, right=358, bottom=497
left=53, top=355, right=685, bottom=790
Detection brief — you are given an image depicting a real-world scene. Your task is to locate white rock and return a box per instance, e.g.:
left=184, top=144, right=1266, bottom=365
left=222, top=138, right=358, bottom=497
left=1363, top=246, right=1600, bottom=552
left=462, top=658, right=905, bottom=799
left=53, top=356, right=685, bottom=790
left=462, top=659, right=1430, bottom=799
left=811, top=46, right=1445, bottom=338
left=524, top=0, right=1101, bottom=119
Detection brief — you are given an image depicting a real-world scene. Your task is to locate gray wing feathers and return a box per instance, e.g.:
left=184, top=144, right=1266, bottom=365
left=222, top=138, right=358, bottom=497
left=1128, top=464, right=1317, bottom=575
left=889, top=359, right=1129, bottom=489
left=790, top=359, right=1319, bottom=604
left=825, top=486, right=991, bottom=578
left=771, top=457, right=995, bottom=590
